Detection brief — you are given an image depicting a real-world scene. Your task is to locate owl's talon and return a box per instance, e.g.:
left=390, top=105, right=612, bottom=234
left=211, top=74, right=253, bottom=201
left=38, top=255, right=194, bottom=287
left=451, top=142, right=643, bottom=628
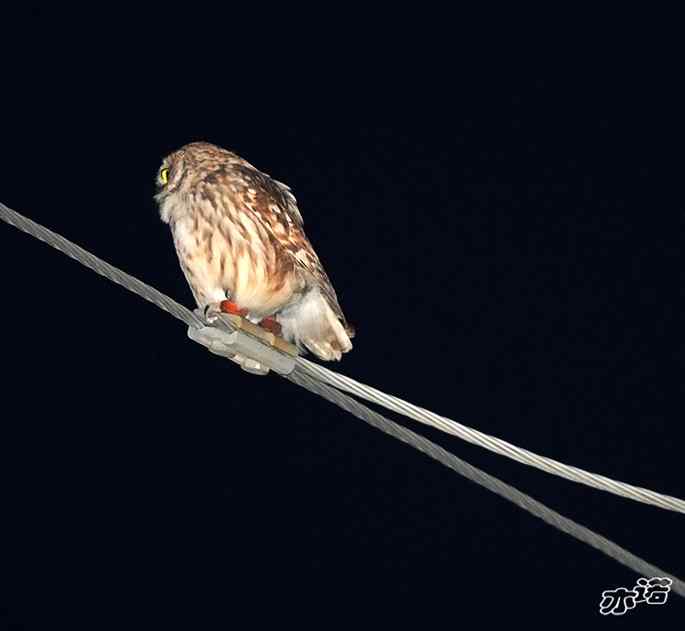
left=203, top=303, right=223, bottom=324
left=258, top=316, right=282, bottom=336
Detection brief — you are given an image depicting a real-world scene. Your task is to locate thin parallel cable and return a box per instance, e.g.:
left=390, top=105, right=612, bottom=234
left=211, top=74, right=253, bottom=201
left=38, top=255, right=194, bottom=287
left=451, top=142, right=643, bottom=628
left=287, top=366, right=685, bottom=598
left=296, top=358, right=685, bottom=514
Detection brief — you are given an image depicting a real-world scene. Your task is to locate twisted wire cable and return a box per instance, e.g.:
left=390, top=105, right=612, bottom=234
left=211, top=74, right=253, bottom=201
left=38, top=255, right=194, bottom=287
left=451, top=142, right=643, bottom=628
left=0, top=201, right=205, bottom=329
left=296, top=357, right=685, bottom=514
left=288, top=366, right=685, bottom=598
left=2, top=199, right=684, bottom=595
left=2, top=200, right=683, bottom=514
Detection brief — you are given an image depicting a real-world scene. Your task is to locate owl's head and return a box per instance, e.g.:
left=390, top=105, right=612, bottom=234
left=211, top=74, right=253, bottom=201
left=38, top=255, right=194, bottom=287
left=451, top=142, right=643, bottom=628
left=155, top=142, right=241, bottom=223
left=155, top=142, right=240, bottom=198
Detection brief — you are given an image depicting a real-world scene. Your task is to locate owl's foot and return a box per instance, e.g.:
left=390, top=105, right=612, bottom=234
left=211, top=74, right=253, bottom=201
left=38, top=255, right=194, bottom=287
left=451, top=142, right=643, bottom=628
left=258, top=316, right=282, bottom=336
left=203, top=301, right=248, bottom=324
left=219, top=300, right=249, bottom=317
left=209, top=301, right=282, bottom=336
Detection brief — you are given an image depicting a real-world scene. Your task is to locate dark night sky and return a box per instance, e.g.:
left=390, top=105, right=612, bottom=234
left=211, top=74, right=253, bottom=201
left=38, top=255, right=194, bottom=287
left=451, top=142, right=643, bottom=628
left=1, top=10, right=683, bottom=628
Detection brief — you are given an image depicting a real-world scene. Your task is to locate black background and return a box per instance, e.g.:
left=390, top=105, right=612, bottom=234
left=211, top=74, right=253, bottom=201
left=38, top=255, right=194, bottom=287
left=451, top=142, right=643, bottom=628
left=0, top=9, right=682, bottom=628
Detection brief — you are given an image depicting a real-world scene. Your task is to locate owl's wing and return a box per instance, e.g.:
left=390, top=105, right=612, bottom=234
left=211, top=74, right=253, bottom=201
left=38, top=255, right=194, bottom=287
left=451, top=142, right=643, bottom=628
left=231, top=163, right=353, bottom=336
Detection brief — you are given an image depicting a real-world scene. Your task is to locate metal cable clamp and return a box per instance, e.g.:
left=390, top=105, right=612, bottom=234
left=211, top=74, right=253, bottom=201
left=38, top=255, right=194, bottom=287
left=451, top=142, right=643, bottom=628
left=187, top=310, right=298, bottom=376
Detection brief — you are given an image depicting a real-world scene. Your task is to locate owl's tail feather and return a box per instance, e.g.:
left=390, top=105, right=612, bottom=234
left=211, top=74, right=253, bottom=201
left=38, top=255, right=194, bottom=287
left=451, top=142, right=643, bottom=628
left=277, top=288, right=353, bottom=361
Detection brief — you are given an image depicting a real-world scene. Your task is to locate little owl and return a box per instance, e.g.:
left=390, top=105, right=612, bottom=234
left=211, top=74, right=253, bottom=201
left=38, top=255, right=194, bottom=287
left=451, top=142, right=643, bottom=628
left=155, top=142, right=354, bottom=361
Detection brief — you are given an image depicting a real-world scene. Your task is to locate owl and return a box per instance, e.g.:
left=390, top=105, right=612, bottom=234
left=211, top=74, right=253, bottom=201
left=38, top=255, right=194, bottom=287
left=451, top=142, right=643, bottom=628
left=155, top=142, right=354, bottom=361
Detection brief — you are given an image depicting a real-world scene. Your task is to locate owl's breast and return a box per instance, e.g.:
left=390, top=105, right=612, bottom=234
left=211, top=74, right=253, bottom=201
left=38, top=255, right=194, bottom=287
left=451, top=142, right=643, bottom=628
left=171, top=211, right=300, bottom=317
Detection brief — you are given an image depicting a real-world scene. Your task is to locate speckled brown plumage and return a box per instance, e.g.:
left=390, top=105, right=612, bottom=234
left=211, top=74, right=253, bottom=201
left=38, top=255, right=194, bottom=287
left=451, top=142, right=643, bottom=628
left=155, top=142, right=354, bottom=360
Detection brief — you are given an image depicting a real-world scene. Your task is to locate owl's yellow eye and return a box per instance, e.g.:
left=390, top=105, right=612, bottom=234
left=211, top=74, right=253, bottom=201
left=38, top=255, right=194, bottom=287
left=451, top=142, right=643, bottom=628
left=159, top=167, right=169, bottom=185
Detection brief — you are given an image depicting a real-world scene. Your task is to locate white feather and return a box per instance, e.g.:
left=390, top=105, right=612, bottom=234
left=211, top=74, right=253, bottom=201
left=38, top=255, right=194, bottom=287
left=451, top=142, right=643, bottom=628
left=277, top=287, right=352, bottom=361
